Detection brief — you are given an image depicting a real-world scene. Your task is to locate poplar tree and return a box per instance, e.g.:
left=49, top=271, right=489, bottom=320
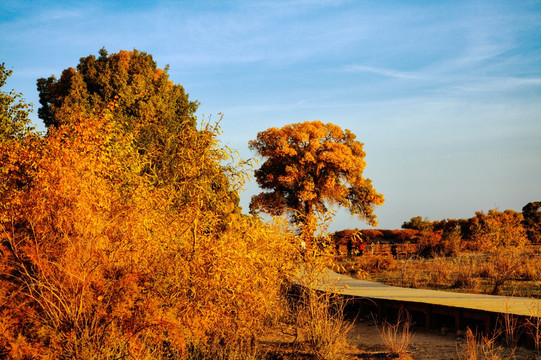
left=249, top=120, right=384, bottom=239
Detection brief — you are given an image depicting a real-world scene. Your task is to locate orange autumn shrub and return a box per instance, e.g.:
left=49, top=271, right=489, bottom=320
left=0, top=113, right=295, bottom=359
left=467, top=209, right=528, bottom=252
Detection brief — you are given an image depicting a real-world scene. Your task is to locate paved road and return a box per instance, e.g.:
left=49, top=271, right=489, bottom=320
left=300, top=268, right=541, bottom=318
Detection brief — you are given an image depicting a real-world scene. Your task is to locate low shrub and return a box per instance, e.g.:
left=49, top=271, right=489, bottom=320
left=379, top=309, right=414, bottom=359
left=357, top=254, right=397, bottom=272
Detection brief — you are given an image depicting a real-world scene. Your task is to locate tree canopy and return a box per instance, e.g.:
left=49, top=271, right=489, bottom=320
left=0, top=63, right=33, bottom=142
left=37, top=48, right=198, bottom=130
left=249, top=121, right=384, bottom=236
left=402, top=216, right=433, bottom=232
left=36, top=49, right=239, bottom=217
left=37, top=49, right=198, bottom=179
left=522, top=201, right=541, bottom=243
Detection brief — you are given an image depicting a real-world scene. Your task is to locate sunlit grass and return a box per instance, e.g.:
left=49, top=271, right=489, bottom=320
left=334, top=250, right=541, bottom=298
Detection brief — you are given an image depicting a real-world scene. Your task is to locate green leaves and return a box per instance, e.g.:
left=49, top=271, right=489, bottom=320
left=37, top=49, right=198, bottom=173
left=0, top=63, right=34, bottom=142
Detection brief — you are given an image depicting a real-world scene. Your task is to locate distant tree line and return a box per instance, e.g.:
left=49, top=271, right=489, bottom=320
left=401, top=202, right=541, bottom=254
left=332, top=228, right=419, bottom=246
left=332, top=202, right=540, bottom=257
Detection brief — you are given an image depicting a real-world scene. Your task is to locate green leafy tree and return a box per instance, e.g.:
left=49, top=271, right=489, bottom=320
left=0, top=63, right=34, bottom=142
left=249, top=121, right=384, bottom=240
left=37, top=49, right=198, bottom=178
left=36, top=49, right=239, bottom=217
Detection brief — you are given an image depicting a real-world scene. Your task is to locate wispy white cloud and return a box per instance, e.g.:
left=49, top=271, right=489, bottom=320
left=343, top=65, right=423, bottom=80
left=452, top=76, right=541, bottom=93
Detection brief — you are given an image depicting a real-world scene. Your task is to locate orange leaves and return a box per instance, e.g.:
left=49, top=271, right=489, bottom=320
left=0, top=113, right=158, bottom=356
left=116, top=50, right=133, bottom=67
left=1, top=49, right=306, bottom=358
left=1, top=107, right=298, bottom=358
left=469, top=209, right=528, bottom=251
left=250, top=121, right=384, bottom=233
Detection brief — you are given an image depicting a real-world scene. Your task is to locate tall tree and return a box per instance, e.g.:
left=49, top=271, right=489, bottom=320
left=0, top=63, right=33, bottom=142
left=249, top=121, right=384, bottom=239
left=36, top=49, right=239, bottom=216
left=37, top=49, right=198, bottom=178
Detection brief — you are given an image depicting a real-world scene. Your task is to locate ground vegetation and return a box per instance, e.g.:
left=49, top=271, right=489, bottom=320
left=1, top=54, right=300, bottom=359
left=334, top=206, right=541, bottom=297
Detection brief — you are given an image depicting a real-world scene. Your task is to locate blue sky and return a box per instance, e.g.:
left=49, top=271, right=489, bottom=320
left=1, top=0, right=540, bottom=230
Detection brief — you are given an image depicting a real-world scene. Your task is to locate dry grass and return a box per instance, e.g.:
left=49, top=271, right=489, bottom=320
left=452, top=260, right=481, bottom=293
left=457, top=329, right=515, bottom=360
left=378, top=309, right=414, bottom=358
left=296, top=289, right=353, bottom=360
left=288, top=261, right=356, bottom=360
left=496, top=311, right=522, bottom=350
left=525, top=303, right=541, bottom=355
left=336, top=250, right=541, bottom=298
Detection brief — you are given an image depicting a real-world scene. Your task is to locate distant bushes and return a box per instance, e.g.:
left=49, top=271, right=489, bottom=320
left=402, top=207, right=534, bottom=253
left=333, top=207, right=541, bottom=296
left=332, top=229, right=420, bottom=246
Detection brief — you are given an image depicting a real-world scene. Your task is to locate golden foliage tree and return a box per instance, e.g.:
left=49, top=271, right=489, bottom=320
left=37, top=49, right=198, bottom=185
left=1, top=59, right=296, bottom=358
left=468, top=209, right=528, bottom=252
left=37, top=48, right=240, bottom=229
left=249, top=121, right=384, bottom=240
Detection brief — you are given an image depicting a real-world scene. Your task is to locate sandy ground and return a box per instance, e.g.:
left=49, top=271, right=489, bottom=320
left=347, top=318, right=459, bottom=359
left=347, top=318, right=541, bottom=360
left=260, top=320, right=540, bottom=359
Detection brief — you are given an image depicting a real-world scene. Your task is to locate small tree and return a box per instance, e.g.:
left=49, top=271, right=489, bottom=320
left=468, top=209, right=528, bottom=252
left=0, top=63, right=34, bottom=142
left=523, top=201, right=541, bottom=244
left=249, top=121, right=384, bottom=243
left=468, top=208, right=529, bottom=294
left=401, top=216, right=433, bottom=232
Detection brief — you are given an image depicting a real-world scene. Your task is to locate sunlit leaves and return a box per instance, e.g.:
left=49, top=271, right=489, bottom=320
left=249, top=121, right=384, bottom=236
left=0, top=63, right=34, bottom=142
left=36, top=49, right=199, bottom=187
left=0, top=113, right=296, bottom=358
left=469, top=209, right=528, bottom=252
left=1, top=59, right=295, bottom=358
